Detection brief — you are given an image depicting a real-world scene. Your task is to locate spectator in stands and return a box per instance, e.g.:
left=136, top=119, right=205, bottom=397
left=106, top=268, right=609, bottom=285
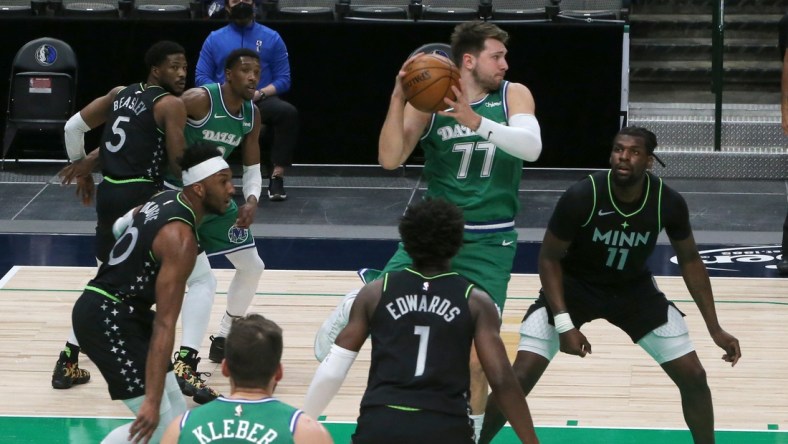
left=778, top=12, right=788, bottom=276
left=196, top=0, right=297, bottom=201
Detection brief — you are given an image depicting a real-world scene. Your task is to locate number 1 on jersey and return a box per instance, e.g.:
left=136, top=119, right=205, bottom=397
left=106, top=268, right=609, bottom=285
left=413, top=325, right=430, bottom=377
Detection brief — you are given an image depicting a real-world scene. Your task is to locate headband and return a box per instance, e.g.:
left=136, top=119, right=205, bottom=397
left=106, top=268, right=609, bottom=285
left=182, top=156, right=230, bottom=186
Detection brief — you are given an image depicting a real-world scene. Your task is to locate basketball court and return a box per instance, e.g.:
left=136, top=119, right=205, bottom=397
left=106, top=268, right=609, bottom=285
left=0, top=163, right=785, bottom=443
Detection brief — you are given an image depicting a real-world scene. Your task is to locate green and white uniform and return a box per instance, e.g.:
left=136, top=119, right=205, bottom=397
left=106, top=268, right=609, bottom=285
left=165, top=83, right=256, bottom=256
left=176, top=396, right=301, bottom=444
left=381, top=81, right=521, bottom=310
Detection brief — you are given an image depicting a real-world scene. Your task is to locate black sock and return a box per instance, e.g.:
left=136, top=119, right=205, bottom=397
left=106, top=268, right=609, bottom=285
left=176, top=346, right=199, bottom=369
left=62, top=342, right=80, bottom=363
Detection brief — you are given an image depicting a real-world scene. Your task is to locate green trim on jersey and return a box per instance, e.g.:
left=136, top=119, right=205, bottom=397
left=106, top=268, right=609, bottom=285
left=167, top=83, right=254, bottom=188
left=606, top=169, right=651, bottom=218
left=387, top=405, right=421, bottom=412
left=582, top=175, right=598, bottom=227
left=419, top=80, right=522, bottom=223
left=403, top=268, right=459, bottom=280
left=84, top=285, right=120, bottom=303
left=103, top=176, right=154, bottom=184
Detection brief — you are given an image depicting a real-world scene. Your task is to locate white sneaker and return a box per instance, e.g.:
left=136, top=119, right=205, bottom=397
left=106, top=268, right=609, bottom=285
left=314, top=289, right=359, bottom=362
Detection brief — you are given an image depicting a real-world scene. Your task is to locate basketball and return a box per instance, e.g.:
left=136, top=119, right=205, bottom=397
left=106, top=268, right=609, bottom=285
left=402, top=54, right=461, bottom=114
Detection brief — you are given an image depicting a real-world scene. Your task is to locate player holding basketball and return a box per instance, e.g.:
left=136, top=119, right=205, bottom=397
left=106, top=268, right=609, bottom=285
left=304, top=199, right=539, bottom=444
left=314, top=20, right=542, bottom=441
left=479, top=127, right=741, bottom=444
left=166, top=48, right=266, bottom=404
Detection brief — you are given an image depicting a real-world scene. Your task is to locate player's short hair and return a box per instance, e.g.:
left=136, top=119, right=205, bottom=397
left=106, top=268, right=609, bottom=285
left=225, top=314, right=283, bottom=387
left=617, top=126, right=658, bottom=154
left=400, top=198, right=464, bottom=267
left=224, top=48, right=260, bottom=71
left=144, top=41, right=185, bottom=71
left=178, top=141, right=224, bottom=171
left=450, top=21, right=509, bottom=67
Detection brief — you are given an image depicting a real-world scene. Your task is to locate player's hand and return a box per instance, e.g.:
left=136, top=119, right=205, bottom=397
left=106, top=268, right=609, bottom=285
left=128, top=399, right=160, bottom=444
left=235, top=199, right=258, bottom=228
left=393, top=52, right=426, bottom=101
left=438, top=84, right=480, bottom=131
left=558, top=329, right=592, bottom=357
left=711, top=328, right=741, bottom=367
left=58, top=159, right=93, bottom=185
left=76, top=175, right=95, bottom=206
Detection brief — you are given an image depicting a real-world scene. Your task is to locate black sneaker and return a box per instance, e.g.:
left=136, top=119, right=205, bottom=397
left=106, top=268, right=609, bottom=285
left=172, top=352, right=220, bottom=404
left=268, top=176, right=287, bottom=201
left=208, top=335, right=225, bottom=363
left=51, top=352, right=90, bottom=389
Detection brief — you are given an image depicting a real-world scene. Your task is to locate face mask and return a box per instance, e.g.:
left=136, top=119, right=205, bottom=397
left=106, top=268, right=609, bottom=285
left=229, top=1, right=254, bottom=20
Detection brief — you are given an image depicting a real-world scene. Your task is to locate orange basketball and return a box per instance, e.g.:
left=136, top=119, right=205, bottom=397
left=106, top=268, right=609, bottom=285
left=402, top=54, right=460, bottom=114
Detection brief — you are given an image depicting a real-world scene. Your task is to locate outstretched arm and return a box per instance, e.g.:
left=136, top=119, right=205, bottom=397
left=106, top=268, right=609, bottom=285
left=471, top=289, right=539, bottom=444
left=302, top=281, right=379, bottom=417
left=539, top=230, right=592, bottom=357
left=671, top=233, right=741, bottom=366
left=236, top=105, right=263, bottom=228
left=129, top=222, right=197, bottom=443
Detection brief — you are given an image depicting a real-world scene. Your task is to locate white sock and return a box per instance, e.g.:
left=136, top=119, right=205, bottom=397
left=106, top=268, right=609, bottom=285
left=217, top=248, right=265, bottom=337
left=67, top=329, right=79, bottom=348
left=470, top=413, right=484, bottom=443
left=180, top=253, right=216, bottom=350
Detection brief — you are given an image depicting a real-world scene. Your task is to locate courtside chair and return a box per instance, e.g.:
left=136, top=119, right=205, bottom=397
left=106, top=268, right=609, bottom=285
left=421, top=0, right=479, bottom=21
left=0, top=0, right=33, bottom=16
left=491, top=0, right=550, bottom=21
left=266, top=0, right=335, bottom=21
left=134, top=0, right=193, bottom=18
left=2, top=37, right=77, bottom=168
left=557, top=0, right=627, bottom=21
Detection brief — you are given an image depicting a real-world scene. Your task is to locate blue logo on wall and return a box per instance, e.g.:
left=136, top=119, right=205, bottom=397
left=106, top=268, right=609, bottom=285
left=35, top=44, right=58, bottom=66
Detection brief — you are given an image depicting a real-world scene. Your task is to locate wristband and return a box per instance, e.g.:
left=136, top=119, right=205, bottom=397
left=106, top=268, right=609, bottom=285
left=553, top=312, right=574, bottom=334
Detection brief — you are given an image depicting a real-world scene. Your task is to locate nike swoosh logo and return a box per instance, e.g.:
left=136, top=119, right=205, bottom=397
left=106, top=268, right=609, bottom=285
left=502, top=240, right=514, bottom=246
left=213, top=114, right=226, bottom=119
left=598, top=209, right=616, bottom=216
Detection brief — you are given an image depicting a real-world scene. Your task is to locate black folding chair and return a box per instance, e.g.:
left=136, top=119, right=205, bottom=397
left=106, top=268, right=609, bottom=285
left=2, top=37, right=78, bottom=168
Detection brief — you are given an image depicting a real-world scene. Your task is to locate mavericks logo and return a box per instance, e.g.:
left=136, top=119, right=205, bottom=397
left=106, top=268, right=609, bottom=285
left=35, top=44, right=58, bottom=66
left=228, top=226, right=249, bottom=244
left=670, top=245, right=783, bottom=273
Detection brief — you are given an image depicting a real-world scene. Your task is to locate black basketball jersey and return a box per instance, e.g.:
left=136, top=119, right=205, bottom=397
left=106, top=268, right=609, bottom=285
left=99, top=83, right=169, bottom=183
left=360, top=269, right=474, bottom=416
left=86, top=190, right=196, bottom=310
left=557, top=170, right=665, bottom=284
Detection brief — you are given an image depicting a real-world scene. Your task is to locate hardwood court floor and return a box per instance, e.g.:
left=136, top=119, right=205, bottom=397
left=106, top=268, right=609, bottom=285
left=1, top=267, right=787, bottom=440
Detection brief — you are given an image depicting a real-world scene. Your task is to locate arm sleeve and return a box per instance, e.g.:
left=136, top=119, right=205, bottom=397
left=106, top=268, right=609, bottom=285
left=474, top=113, right=542, bottom=162
left=547, top=177, right=595, bottom=241
left=302, top=344, right=358, bottom=418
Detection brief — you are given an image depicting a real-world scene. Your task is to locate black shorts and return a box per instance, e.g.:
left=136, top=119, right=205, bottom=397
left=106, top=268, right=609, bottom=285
left=95, top=180, right=159, bottom=263
left=526, top=274, right=679, bottom=343
left=352, top=405, right=473, bottom=444
left=72, top=290, right=169, bottom=400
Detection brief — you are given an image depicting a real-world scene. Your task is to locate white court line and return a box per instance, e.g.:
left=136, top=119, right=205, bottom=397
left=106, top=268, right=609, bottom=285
left=0, top=266, right=20, bottom=288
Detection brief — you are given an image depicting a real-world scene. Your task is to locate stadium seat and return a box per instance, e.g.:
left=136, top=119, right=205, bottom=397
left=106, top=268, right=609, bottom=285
left=2, top=37, right=77, bottom=167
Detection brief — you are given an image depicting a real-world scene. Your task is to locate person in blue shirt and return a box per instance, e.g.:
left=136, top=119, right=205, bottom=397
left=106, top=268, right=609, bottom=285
left=196, top=0, right=296, bottom=201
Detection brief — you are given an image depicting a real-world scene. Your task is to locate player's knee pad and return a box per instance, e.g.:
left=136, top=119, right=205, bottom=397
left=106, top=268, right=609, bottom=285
left=187, top=252, right=217, bottom=292
left=517, top=307, right=559, bottom=361
left=637, top=305, right=695, bottom=364
left=226, top=247, right=265, bottom=274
